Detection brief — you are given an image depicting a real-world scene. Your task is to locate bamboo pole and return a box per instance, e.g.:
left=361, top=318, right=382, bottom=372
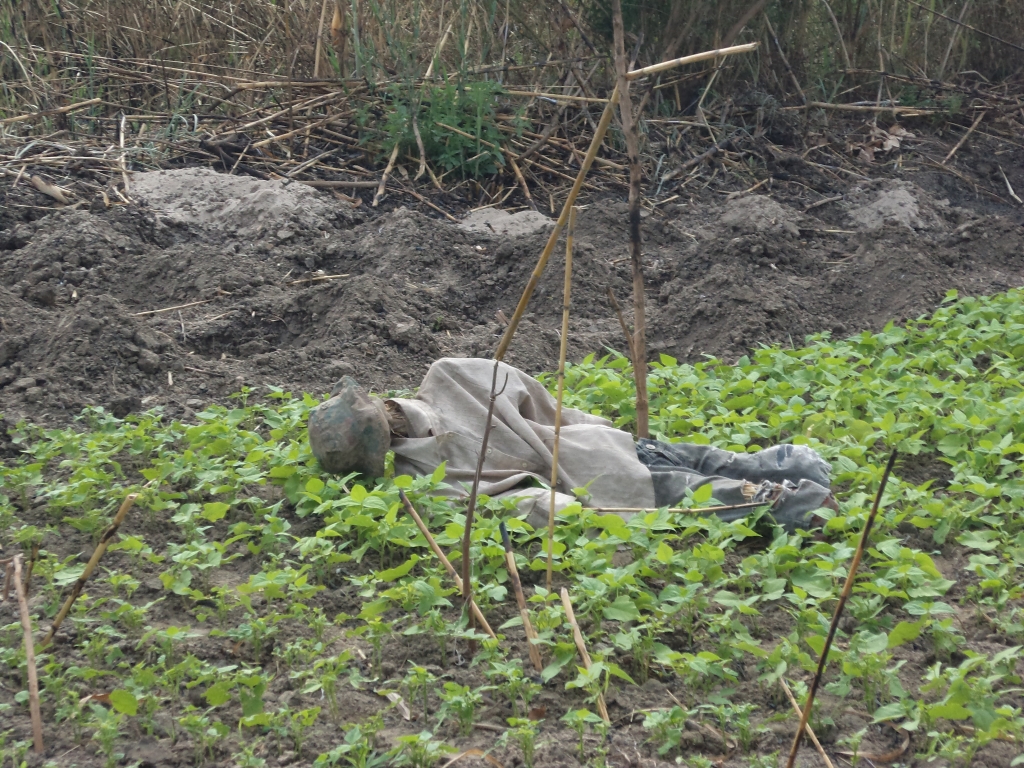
left=780, top=678, right=836, bottom=768
left=13, top=556, right=44, bottom=754
left=784, top=450, right=898, bottom=768
left=494, top=42, right=758, bottom=363
left=611, top=0, right=649, bottom=439
left=560, top=588, right=610, bottom=723
left=493, top=89, right=619, bottom=362
left=42, top=493, right=138, bottom=646
left=398, top=490, right=496, bottom=638
left=462, top=362, right=507, bottom=634
left=546, top=207, right=576, bottom=591
left=500, top=522, right=544, bottom=673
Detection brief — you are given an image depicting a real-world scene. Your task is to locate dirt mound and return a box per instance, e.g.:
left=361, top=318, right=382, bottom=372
left=1, top=170, right=1023, bottom=425
left=129, top=167, right=347, bottom=238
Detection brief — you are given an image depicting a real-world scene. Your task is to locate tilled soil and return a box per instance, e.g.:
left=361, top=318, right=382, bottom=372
left=1, top=163, right=1023, bottom=427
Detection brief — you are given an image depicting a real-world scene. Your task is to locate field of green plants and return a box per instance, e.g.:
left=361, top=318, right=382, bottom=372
left=2, top=288, right=1023, bottom=767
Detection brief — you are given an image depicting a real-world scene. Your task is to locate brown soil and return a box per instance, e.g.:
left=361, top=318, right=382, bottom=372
left=2, top=158, right=1023, bottom=427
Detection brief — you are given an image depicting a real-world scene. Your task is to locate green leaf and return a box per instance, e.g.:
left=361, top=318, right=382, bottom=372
left=205, top=681, right=233, bottom=707
left=202, top=502, right=230, bottom=522
left=305, top=477, right=325, bottom=494
left=603, top=595, right=641, bottom=622
left=928, top=702, right=971, bottom=721
left=109, top=689, right=138, bottom=716
left=790, top=565, right=834, bottom=598
left=691, top=483, right=713, bottom=504
left=431, top=462, right=447, bottom=484
left=376, top=555, right=419, bottom=582
left=887, top=620, right=924, bottom=648
left=654, top=541, right=674, bottom=564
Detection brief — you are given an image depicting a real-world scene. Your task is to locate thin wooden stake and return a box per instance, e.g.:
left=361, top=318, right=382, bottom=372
left=494, top=42, right=757, bottom=362
left=546, top=207, right=576, bottom=591
left=500, top=522, right=544, bottom=673
left=560, top=588, right=610, bottom=723
left=13, top=556, right=44, bottom=754
left=611, top=0, right=650, bottom=439
left=463, top=362, right=508, bottom=634
left=398, top=490, right=496, bottom=638
left=780, top=678, right=836, bottom=768
left=42, top=493, right=138, bottom=646
left=784, top=450, right=898, bottom=768
left=494, top=87, right=619, bottom=362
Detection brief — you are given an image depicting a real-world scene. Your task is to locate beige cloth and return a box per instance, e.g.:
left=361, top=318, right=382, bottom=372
left=388, top=358, right=657, bottom=521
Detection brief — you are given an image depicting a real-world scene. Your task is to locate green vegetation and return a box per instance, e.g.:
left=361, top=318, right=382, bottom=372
left=2, top=288, right=1024, bottom=765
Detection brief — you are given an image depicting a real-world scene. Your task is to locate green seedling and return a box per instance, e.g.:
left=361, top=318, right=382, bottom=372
left=499, top=717, right=540, bottom=768
left=437, top=682, right=486, bottom=736
left=388, top=730, right=456, bottom=768
left=402, top=663, right=437, bottom=720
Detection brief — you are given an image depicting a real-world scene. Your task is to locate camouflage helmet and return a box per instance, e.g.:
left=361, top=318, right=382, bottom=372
left=308, top=377, right=390, bottom=478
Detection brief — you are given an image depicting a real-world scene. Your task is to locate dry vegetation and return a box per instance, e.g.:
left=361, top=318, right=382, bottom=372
left=2, top=0, right=1023, bottom=214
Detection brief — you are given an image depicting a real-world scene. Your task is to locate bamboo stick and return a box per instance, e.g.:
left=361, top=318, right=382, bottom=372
left=0, top=97, right=101, bottom=125
left=784, top=450, right=898, bottom=768
left=589, top=501, right=767, bottom=514
left=560, top=588, right=610, bottom=723
left=624, top=42, right=758, bottom=80
left=463, top=362, right=507, bottom=634
left=780, top=678, right=836, bottom=768
left=612, top=0, right=649, bottom=439
left=500, top=522, right=544, bottom=673
left=494, top=42, right=757, bottom=363
left=397, top=490, right=496, bottom=638
left=943, top=110, right=987, bottom=164
left=42, top=493, right=138, bottom=646
left=13, top=556, right=44, bottom=753
left=494, top=87, right=619, bottom=362
left=546, top=207, right=576, bottom=592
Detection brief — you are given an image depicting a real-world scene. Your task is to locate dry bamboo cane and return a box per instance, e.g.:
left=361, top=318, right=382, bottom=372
left=784, top=450, right=898, bottom=768
left=13, top=556, right=44, bottom=754
left=780, top=678, right=836, bottom=768
left=398, top=490, right=496, bottom=638
left=42, top=493, right=138, bottom=646
left=500, top=522, right=544, bottom=673
left=560, top=588, right=610, bottom=723
left=494, top=90, right=619, bottom=362
left=493, top=42, right=757, bottom=363
left=611, top=0, right=649, bottom=439
left=463, top=361, right=508, bottom=634
left=546, top=207, right=576, bottom=591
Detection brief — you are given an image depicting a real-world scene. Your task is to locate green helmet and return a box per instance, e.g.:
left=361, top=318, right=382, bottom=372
left=308, top=377, right=390, bottom=478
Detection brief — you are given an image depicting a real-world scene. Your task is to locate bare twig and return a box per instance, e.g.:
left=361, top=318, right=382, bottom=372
left=785, top=450, right=898, bottom=768
left=500, top=522, right=544, bottom=673
left=998, top=165, right=1023, bottom=205
left=606, top=287, right=636, bottom=361
left=134, top=299, right=214, bottom=316
left=560, top=588, right=610, bottom=723
left=373, top=144, right=400, bottom=207
left=42, top=493, right=139, bottom=646
left=13, top=556, right=44, bottom=753
left=943, top=110, right=986, bottom=163
left=463, top=362, right=508, bottom=632
left=398, top=490, right=496, bottom=638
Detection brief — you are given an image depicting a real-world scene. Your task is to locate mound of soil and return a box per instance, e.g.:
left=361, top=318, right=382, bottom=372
left=1, top=167, right=1023, bottom=425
